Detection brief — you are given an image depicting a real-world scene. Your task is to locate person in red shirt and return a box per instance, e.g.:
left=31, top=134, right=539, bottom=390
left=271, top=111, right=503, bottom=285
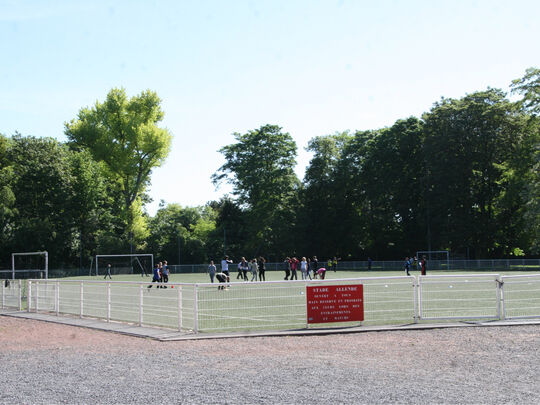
left=289, top=257, right=299, bottom=280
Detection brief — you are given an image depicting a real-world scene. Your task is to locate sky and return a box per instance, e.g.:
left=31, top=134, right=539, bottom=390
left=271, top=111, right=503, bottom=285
left=1, top=0, right=539, bottom=215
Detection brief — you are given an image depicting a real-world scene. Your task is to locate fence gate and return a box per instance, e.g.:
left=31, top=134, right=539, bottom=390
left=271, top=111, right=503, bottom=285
left=500, top=274, right=540, bottom=320
left=419, top=274, right=501, bottom=320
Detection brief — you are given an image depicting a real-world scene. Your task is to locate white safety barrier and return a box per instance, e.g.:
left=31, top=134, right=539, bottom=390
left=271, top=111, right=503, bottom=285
left=500, top=274, right=540, bottom=320
left=19, top=274, right=540, bottom=333
left=0, top=279, right=23, bottom=311
left=418, top=274, right=501, bottom=320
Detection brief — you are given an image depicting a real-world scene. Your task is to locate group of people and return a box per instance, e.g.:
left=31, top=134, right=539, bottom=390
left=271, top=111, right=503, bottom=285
left=404, top=255, right=427, bottom=276
left=206, top=255, right=340, bottom=289
left=283, top=256, right=328, bottom=280
left=148, top=260, right=169, bottom=288
left=235, top=256, right=267, bottom=281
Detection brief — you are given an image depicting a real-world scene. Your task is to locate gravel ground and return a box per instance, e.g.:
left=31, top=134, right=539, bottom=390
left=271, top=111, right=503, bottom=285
left=0, top=316, right=539, bottom=404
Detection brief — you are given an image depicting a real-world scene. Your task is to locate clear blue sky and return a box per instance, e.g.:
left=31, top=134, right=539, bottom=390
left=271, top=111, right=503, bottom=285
left=1, top=0, right=538, bottom=215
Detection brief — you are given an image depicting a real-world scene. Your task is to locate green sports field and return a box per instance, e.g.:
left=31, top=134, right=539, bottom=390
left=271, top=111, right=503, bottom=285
left=63, top=268, right=538, bottom=283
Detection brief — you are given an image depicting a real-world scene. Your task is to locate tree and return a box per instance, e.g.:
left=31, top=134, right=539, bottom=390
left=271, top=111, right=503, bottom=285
left=511, top=67, right=540, bottom=253
left=212, top=124, right=299, bottom=257
left=0, top=134, right=15, bottom=259
left=299, top=132, right=352, bottom=256
left=511, top=67, right=540, bottom=115
left=65, top=88, right=172, bottom=240
left=422, top=89, right=531, bottom=257
left=147, top=203, right=216, bottom=264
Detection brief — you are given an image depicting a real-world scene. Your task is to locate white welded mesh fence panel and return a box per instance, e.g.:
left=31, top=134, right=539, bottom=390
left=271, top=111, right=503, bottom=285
left=195, top=276, right=417, bottom=333
left=28, top=280, right=57, bottom=313
left=1, top=280, right=22, bottom=310
left=58, top=281, right=84, bottom=316
left=419, top=274, right=500, bottom=320
left=142, top=284, right=186, bottom=329
left=196, top=281, right=307, bottom=332
left=27, top=280, right=197, bottom=332
left=501, top=274, right=540, bottom=320
left=360, top=276, right=417, bottom=325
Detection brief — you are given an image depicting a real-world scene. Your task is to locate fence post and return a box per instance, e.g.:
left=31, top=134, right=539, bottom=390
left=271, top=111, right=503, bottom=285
left=498, top=276, right=505, bottom=320
left=79, top=281, right=84, bottom=318
left=178, top=285, right=183, bottom=332
left=418, top=276, right=423, bottom=320
left=1, top=278, right=4, bottom=309
left=18, top=279, right=22, bottom=311
left=305, top=284, right=309, bottom=329
left=107, top=283, right=111, bottom=322
left=139, top=284, right=143, bottom=326
left=36, top=281, right=39, bottom=312
left=194, top=284, right=199, bottom=333
left=27, top=281, right=31, bottom=312
left=413, top=276, right=419, bottom=323
left=55, top=280, right=59, bottom=316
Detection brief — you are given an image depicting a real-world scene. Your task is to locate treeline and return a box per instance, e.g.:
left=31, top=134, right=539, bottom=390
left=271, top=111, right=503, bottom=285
left=1, top=70, right=539, bottom=268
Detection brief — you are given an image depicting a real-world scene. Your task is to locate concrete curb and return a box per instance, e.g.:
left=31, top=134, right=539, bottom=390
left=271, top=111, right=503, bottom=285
left=2, top=310, right=540, bottom=341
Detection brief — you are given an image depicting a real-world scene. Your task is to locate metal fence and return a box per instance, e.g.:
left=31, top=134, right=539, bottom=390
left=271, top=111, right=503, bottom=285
left=3, top=273, right=538, bottom=334
left=170, top=258, right=540, bottom=274
left=0, top=279, right=23, bottom=310
left=2, top=258, right=538, bottom=279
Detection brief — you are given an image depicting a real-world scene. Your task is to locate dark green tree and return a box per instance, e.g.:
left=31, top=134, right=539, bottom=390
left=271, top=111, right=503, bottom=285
left=422, top=89, right=531, bottom=257
left=212, top=124, right=299, bottom=257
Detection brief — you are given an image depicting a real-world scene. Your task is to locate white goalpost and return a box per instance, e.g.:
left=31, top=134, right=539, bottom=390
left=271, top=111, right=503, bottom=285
left=95, top=254, right=154, bottom=276
left=11, top=251, right=48, bottom=279
left=416, top=250, right=450, bottom=270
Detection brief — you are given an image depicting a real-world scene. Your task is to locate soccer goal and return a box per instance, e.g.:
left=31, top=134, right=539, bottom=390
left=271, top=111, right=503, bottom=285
left=95, top=254, right=154, bottom=277
left=416, top=250, right=450, bottom=271
left=8, top=251, right=49, bottom=279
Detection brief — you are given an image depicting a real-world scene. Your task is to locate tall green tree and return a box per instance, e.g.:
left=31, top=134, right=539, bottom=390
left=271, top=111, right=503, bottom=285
left=65, top=88, right=172, bottom=241
left=212, top=124, right=299, bottom=257
left=511, top=67, right=540, bottom=253
left=422, top=89, right=530, bottom=257
left=299, top=132, right=352, bottom=257
left=0, top=134, right=16, bottom=256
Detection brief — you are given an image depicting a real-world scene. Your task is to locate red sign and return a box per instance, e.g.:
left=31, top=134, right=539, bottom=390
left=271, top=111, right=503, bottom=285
left=306, top=284, right=364, bottom=324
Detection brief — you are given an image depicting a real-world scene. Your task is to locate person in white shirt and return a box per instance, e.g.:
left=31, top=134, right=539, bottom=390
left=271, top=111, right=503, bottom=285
left=249, top=258, right=258, bottom=281
left=300, top=257, right=308, bottom=280
left=221, top=256, right=232, bottom=277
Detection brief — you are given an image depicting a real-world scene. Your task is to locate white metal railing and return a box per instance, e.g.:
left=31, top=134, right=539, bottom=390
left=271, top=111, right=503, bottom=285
left=18, top=274, right=540, bottom=333
left=0, top=279, right=23, bottom=310
left=500, top=274, right=540, bottom=320
left=418, top=274, right=501, bottom=320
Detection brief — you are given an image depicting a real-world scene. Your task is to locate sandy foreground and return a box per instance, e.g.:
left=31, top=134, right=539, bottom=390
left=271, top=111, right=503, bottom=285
left=0, top=316, right=539, bottom=404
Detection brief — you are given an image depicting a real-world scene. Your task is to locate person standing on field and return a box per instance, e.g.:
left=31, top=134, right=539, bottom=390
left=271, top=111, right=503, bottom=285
left=404, top=257, right=411, bottom=276
left=241, top=257, right=249, bottom=281
left=249, top=258, right=258, bottom=281
left=300, top=257, right=308, bottom=280
left=420, top=255, right=427, bottom=276
left=284, top=257, right=291, bottom=280
left=104, top=263, right=112, bottom=279
left=221, top=256, right=232, bottom=278
left=311, top=256, right=318, bottom=277
left=148, top=263, right=161, bottom=288
left=290, top=257, right=299, bottom=280
left=208, top=260, right=217, bottom=283
left=161, top=260, right=169, bottom=287
left=258, top=256, right=266, bottom=281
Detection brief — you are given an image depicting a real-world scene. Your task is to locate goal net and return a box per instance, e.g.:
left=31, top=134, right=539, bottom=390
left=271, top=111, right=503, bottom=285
left=416, top=250, right=450, bottom=271
left=5, top=251, right=49, bottom=279
left=95, top=254, right=154, bottom=277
